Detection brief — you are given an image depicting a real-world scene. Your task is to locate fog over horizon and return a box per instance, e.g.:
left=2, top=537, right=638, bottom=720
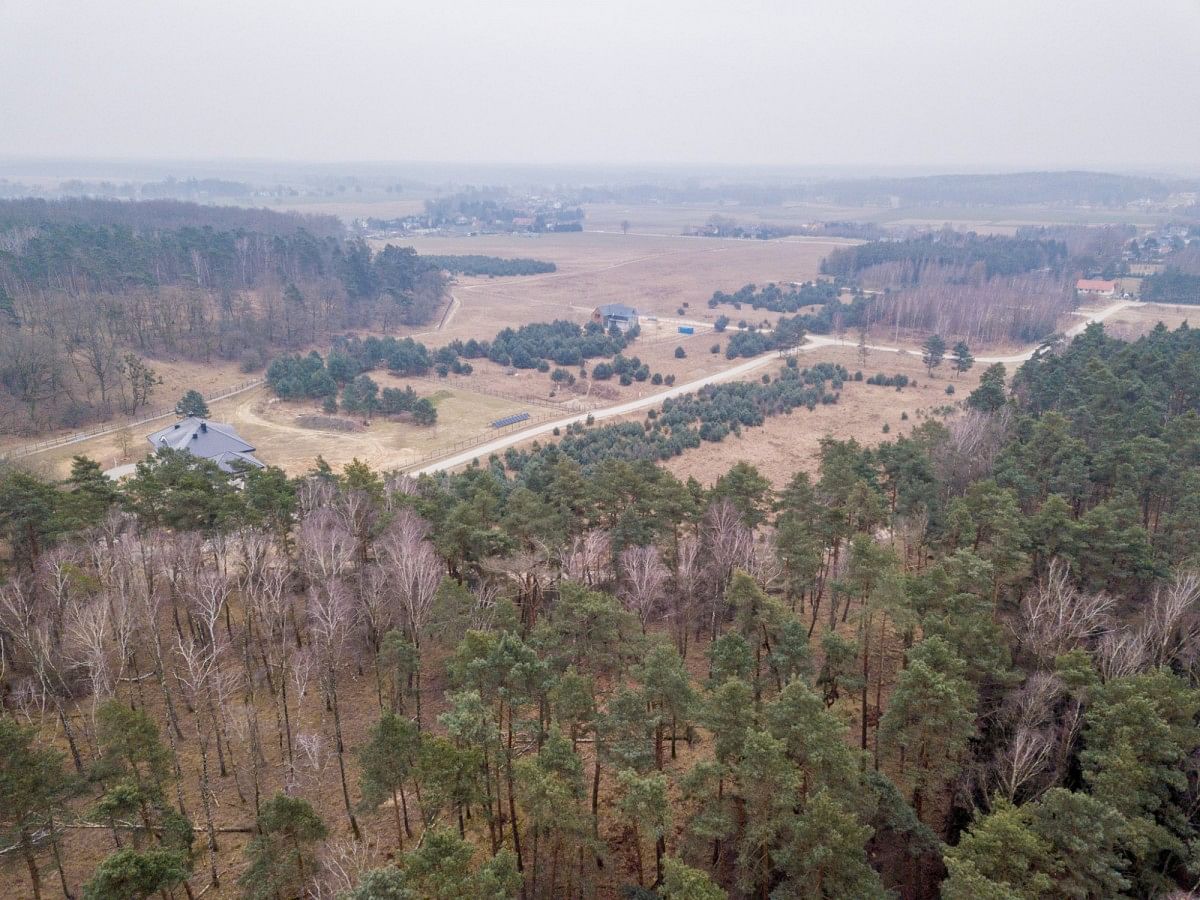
left=3, top=0, right=1200, bottom=175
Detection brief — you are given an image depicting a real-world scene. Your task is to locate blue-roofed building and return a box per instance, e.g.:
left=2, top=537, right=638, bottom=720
left=146, top=417, right=265, bottom=473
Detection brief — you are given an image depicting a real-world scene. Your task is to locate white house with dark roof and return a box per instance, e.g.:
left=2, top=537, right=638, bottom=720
left=146, top=417, right=265, bottom=473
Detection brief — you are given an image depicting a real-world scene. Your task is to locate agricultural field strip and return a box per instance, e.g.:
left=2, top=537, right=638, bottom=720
left=411, top=299, right=1138, bottom=475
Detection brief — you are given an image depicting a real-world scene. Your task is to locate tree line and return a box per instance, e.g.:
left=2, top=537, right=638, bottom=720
left=1, top=321, right=1199, bottom=897
left=723, top=317, right=810, bottom=358
left=264, top=318, right=648, bottom=413
left=420, top=255, right=557, bottom=277
left=820, top=233, right=1068, bottom=281
left=708, top=280, right=841, bottom=314
left=499, top=361, right=846, bottom=472
left=1141, top=269, right=1200, bottom=303
left=0, top=199, right=450, bottom=435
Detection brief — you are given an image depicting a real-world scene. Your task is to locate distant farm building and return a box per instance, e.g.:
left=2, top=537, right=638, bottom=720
left=147, top=417, right=265, bottom=473
left=1076, top=278, right=1117, bottom=297
left=593, top=303, right=639, bottom=332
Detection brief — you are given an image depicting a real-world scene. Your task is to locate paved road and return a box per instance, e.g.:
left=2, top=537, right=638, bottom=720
left=411, top=347, right=791, bottom=475
left=412, top=299, right=1137, bottom=475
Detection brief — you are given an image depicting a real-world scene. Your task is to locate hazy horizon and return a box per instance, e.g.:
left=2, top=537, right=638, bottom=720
left=4, top=0, right=1199, bottom=173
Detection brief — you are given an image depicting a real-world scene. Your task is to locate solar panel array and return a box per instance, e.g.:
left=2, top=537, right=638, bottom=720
left=491, top=411, right=531, bottom=428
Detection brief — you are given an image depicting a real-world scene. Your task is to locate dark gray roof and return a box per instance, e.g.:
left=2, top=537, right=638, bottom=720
left=597, top=303, right=638, bottom=319
left=146, top=417, right=265, bottom=472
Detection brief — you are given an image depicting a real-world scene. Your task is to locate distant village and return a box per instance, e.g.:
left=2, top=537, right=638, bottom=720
left=1076, top=222, right=1199, bottom=299
left=357, top=192, right=586, bottom=239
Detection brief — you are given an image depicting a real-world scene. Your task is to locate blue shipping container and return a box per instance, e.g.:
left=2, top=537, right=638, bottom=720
left=678, top=325, right=695, bottom=334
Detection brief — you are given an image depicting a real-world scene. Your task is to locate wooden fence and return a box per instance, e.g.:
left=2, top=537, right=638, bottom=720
left=0, top=379, right=264, bottom=462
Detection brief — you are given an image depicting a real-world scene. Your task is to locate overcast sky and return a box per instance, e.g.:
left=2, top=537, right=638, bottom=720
left=3, top=0, right=1199, bottom=173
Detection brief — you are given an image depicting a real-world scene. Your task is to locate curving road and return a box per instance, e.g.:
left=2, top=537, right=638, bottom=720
left=411, top=299, right=1137, bottom=475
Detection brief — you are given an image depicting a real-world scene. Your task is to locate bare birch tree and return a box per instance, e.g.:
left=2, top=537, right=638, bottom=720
left=619, top=545, right=668, bottom=633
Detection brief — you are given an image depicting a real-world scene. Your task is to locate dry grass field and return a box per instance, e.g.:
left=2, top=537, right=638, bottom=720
left=663, top=345, right=983, bottom=487
left=482, top=343, right=982, bottom=489
left=1102, top=301, right=1197, bottom=340
left=391, top=231, right=847, bottom=341
left=24, top=380, right=540, bottom=479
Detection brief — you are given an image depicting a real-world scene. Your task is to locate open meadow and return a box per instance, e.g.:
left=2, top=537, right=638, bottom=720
left=390, top=230, right=848, bottom=341
left=664, top=345, right=982, bottom=486
left=1102, top=300, right=1198, bottom=340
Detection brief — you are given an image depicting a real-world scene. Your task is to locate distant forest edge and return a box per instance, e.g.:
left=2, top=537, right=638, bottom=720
left=576, top=170, right=1200, bottom=211
left=1142, top=269, right=1200, bottom=304
left=706, top=233, right=1079, bottom=345
left=0, top=198, right=454, bottom=434
left=0, top=196, right=344, bottom=238
left=9, top=169, right=1195, bottom=215
left=807, top=170, right=1185, bottom=207
left=419, top=254, right=556, bottom=277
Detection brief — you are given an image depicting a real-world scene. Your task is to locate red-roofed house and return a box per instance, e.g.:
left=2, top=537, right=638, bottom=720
left=1076, top=278, right=1116, bottom=297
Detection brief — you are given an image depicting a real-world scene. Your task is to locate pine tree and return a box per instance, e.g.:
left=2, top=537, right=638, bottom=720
left=401, top=827, right=520, bottom=900
left=921, top=334, right=946, bottom=376
left=951, top=340, right=975, bottom=377
left=702, top=678, right=755, bottom=768
left=779, top=790, right=886, bottom=899
left=0, top=717, right=74, bottom=900
left=358, top=712, right=420, bottom=848
left=878, top=637, right=976, bottom=822
left=967, top=363, right=1007, bottom=412
left=239, top=793, right=327, bottom=900
left=174, top=389, right=210, bottom=418
left=733, top=730, right=798, bottom=898
left=60, top=455, right=120, bottom=531
left=616, top=769, right=670, bottom=886
left=339, top=866, right=413, bottom=900
left=766, top=682, right=859, bottom=804
left=83, top=849, right=189, bottom=900
left=660, top=858, right=724, bottom=900
left=515, top=728, right=588, bottom=896
left=634, top=643, right=695, bottom=767
left=943, top=790, right=1129, bottom=899
left=91, top=700, right=191, bottom=870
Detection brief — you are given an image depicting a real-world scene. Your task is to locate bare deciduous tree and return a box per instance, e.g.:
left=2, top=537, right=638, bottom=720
left=1140, top=571, right=1200, bottom=668
left=563, top=530, right=612, bottom=587
left=376, top=524, right=442, bottom=728
left=669, top=535, right=703, bottom=657
left=0, top=576, right=86, bottom=771
left=702, top=500, right=754, bottom=639
left=619, top=545, right=669, bottom=633
left=987, top=672, right=1064, bottom=803
left=1095, top=630, right=1150, bottom=680
left=309, top=581, right=362, bottom=839
left=297, top=509, right=357, bottom=587
left=1015, top=560, right=1115, bottom=665
left=933, top=407, right=1012, bottom=494
left=175, top=598, right=228, bottom=888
